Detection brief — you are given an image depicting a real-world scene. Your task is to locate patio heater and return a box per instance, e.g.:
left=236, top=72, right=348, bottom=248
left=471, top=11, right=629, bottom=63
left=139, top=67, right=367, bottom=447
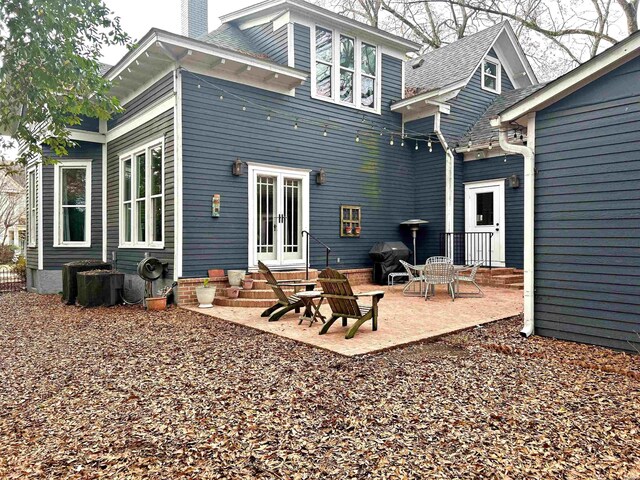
left=400, top=219, right=429, bottom=265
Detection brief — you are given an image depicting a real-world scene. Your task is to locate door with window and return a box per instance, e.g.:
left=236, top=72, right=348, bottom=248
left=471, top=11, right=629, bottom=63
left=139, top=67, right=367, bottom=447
left=249, top=165, right=309, bottom=269
left=465, top=180, right=505, bottom=267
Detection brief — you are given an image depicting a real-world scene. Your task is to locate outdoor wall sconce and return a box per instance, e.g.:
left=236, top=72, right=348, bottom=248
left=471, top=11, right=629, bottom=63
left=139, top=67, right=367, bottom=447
left=232, top=158, right=243, bottom=176
left=316, top=168, right=327, bottom=185
left=509, top=174, right=520, bottom=188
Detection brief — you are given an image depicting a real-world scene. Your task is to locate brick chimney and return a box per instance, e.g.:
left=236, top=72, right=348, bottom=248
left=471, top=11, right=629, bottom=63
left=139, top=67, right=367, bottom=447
left=181, top=0, right=208, bottom=39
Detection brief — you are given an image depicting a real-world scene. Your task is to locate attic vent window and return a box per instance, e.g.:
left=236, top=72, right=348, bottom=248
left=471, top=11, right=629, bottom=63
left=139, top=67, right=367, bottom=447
left=412, top=58, right=424, bottom=69
left=481, top=57, right=501, bottom=94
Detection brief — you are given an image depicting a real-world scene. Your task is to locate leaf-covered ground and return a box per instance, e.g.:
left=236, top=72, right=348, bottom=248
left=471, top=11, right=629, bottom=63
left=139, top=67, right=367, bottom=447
left=1, top=292, right=638, bottom=479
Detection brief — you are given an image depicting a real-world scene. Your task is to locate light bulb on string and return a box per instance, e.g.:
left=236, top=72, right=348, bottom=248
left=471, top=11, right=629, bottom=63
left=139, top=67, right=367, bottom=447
left=415, top=141, right=419, bottom=151
left=219, top=94, right=224, bottom=100
left=242, top=105, right=247, bottom=111
left=267, top=113, right=271, bottom=121
left=401, top=136, right=405, bottom=147
left=323, top=127, right=328, bottom=137
left=390, top=136, right=394, bottom=146
left=355, top=132, right=360, bottom=143
left=293, top=120, right=298, bottom=130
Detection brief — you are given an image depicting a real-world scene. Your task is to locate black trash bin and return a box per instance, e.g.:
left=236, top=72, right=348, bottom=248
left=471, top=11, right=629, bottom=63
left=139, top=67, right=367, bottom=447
left=369, top=242, right=411, bottom=285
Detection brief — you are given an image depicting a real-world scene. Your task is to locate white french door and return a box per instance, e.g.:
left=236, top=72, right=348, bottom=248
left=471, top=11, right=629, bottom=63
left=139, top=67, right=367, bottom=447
left=464, top=180, right=505, bottom=267
left=248, top=165, right=309, bottom=269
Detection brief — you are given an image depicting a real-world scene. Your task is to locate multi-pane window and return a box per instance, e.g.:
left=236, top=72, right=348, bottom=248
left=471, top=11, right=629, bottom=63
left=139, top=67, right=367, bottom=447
left=120, top=140, right=163, bottom=247
left=315, top=27, right=333, bottom=98
left=54, top=161, right=91, bottom=247
left=361, top=43, right=377, bottom=109
left=339, top=35, right=355, bottom=104
left=313, top=26, right=379, bottom=112
left=482, top=58, right=501, bottom=93
left=27, top=170, right=36, bottom=247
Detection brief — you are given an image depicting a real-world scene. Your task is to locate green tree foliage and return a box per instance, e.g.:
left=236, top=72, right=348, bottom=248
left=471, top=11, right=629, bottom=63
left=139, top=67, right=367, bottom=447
left=0, top=0, right=130, bottom=165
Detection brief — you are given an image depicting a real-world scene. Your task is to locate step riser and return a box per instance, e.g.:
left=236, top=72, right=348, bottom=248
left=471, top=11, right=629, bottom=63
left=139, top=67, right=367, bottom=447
left=214, top=298, right=275, bottom=308
left=251, top=270, right=318, bottom=281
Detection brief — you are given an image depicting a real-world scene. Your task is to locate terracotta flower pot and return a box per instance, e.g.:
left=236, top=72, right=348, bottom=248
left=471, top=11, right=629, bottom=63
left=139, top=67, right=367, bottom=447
left=242, top=278, right=254, bottom=290
left=345, top=226, right=352, bottom=235
left=354, top=226, right=361, bottom=235
left=226, top=286, right=241, bottom=299
left=208, top=269, right=224, bottom=278
left=146, top=297, right=167, bottom=311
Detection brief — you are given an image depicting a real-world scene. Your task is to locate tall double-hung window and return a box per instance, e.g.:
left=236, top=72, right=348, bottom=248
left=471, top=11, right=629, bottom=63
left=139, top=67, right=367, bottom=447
left=54, top=160, right=91, bottom=247
left=313, top=26, right=379, bottom=112
left=120, top=140, right=164, bottom=248
left=481, top=57, right=501, bottom=94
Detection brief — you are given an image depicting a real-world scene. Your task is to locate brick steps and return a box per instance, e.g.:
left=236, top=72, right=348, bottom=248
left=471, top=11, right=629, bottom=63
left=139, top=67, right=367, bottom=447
left=251, top=269, right=318, bottom=281
left=214, top=297, right=275, bottom=308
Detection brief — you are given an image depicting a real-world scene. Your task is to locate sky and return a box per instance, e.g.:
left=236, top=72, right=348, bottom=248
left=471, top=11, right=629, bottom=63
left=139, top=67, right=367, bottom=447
left=101, top=0, right=258, bottom=65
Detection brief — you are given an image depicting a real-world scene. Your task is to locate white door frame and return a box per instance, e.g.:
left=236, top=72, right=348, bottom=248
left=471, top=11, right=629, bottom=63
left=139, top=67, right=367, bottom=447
left=464, top=178, right=506, bottom=267
left=247, top=163, right=310, bottom=270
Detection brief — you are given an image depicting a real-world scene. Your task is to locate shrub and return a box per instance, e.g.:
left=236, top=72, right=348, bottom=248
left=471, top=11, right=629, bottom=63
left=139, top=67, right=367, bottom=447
left=14, top=255, right=26, bottom=276
left=0, top=245, right=16, bottom=264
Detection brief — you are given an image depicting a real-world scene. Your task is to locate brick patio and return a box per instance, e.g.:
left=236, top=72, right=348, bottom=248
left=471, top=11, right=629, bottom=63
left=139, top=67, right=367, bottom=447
left=183, top=283, right=523, bottom=356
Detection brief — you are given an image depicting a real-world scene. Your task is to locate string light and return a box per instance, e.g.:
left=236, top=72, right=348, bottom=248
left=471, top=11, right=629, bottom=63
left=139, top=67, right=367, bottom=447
left=429, top=143, right=433, bottom=153
left=467, top=140, right=472, bottom=152
left=488, top=138, right=493, bottom=150
left=427, top=138, right=432, bottom=150
left=355, top=132, right=360, bottom=143
left=389, top=135, right=394, bottom=146
left=184, top=70, right=442, bottom=143
left=401, top=136, right=405, bottom=147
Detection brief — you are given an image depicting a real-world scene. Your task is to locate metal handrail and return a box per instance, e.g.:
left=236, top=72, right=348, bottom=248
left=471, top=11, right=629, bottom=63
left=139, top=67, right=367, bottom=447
left=440, top=232, right=494, bottom=269
left=302, top=230, right=331, bottom=280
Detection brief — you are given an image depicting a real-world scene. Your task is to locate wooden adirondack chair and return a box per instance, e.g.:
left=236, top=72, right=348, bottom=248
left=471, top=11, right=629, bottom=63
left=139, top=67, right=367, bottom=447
left=258, top=261, right=310, bottom=322
left=317, top=268, right=385, bottom=339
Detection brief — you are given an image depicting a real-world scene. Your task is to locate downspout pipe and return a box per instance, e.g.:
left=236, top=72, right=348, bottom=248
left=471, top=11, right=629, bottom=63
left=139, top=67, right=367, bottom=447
left=491, top=115, right=535, bottom=337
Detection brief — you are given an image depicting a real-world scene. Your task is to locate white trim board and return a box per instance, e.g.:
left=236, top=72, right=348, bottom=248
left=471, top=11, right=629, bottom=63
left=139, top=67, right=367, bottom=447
left=498, top=31, right=640, bottom=123
left=173, top=69, right=183, bottom=280
left=105, top=95, right=174, bottom=143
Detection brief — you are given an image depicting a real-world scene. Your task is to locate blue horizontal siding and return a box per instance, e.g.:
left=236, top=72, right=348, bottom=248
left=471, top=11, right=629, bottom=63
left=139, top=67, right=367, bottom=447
left=180, top=23, right=414, bottom=276
left=534, top=54, right=640, bottom=352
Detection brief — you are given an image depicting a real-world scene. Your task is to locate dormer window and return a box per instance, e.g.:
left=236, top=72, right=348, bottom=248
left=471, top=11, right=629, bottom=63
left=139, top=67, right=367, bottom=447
left=482, top=57, right=501, bottom=94
left=312, top=25, right=380, bottom=113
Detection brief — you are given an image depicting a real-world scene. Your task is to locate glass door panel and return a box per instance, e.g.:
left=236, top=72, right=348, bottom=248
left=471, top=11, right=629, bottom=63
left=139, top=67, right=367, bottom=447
left=283, top=178, right=302, bottom=261
left=256, top=175, right=277, bottom=261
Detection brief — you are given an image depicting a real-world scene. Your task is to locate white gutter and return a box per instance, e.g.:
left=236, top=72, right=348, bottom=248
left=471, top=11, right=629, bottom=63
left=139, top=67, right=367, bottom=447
left=434, top=112, right=455, bottom=233
left=491, top=114, right=535, bottom=337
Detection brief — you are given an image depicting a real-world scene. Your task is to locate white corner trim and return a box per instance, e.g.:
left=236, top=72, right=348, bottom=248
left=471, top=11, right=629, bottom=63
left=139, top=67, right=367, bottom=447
left=68, top=129, right=106, bottom=144
left=106, top=95, right=174, bottom=143
left=53, top=159, right=93, bottom=248
left=102, top=144, right=108, bottom=261
left=287, top=21, right=295, bottom=68
left=173, top=68, right=183, bottom=280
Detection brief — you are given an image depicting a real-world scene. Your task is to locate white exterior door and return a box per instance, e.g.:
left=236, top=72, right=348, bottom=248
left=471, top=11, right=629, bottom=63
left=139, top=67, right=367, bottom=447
left=465, top=180, right=505, bottom=267
left=248, top=164, right=309, bottom=269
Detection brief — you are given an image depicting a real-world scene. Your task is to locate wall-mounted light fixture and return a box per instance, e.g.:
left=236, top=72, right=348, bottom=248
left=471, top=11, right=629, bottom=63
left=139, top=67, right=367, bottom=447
left=509, top=174, right=520, bottom=188
left=316, top=168, right=327, bottom=185
left=232, top=158, right=243, bottom=176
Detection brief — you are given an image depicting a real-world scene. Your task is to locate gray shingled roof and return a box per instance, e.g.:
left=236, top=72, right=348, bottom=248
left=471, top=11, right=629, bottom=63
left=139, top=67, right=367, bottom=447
left=405, top=22, right=507, bottom=95
left=199, top=23, right=269, bottom=59
left=459, top=82, right=548, bottom=148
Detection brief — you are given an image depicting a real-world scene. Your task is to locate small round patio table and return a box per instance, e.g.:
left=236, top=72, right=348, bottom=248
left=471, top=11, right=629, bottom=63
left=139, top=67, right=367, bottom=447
left=295, top=290, right=326, bottom=326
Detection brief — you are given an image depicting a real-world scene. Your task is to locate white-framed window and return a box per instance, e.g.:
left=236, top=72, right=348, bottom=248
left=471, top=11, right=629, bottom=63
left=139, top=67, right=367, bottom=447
left=311, top=25, right=381, bottom=113
left=53, top=160, right=92, bottom=247
left=119, top=138, right=164, bottom=248
left=27, top=168, right=37, bottom=247
left=481, top=57, right=501, bottom=94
